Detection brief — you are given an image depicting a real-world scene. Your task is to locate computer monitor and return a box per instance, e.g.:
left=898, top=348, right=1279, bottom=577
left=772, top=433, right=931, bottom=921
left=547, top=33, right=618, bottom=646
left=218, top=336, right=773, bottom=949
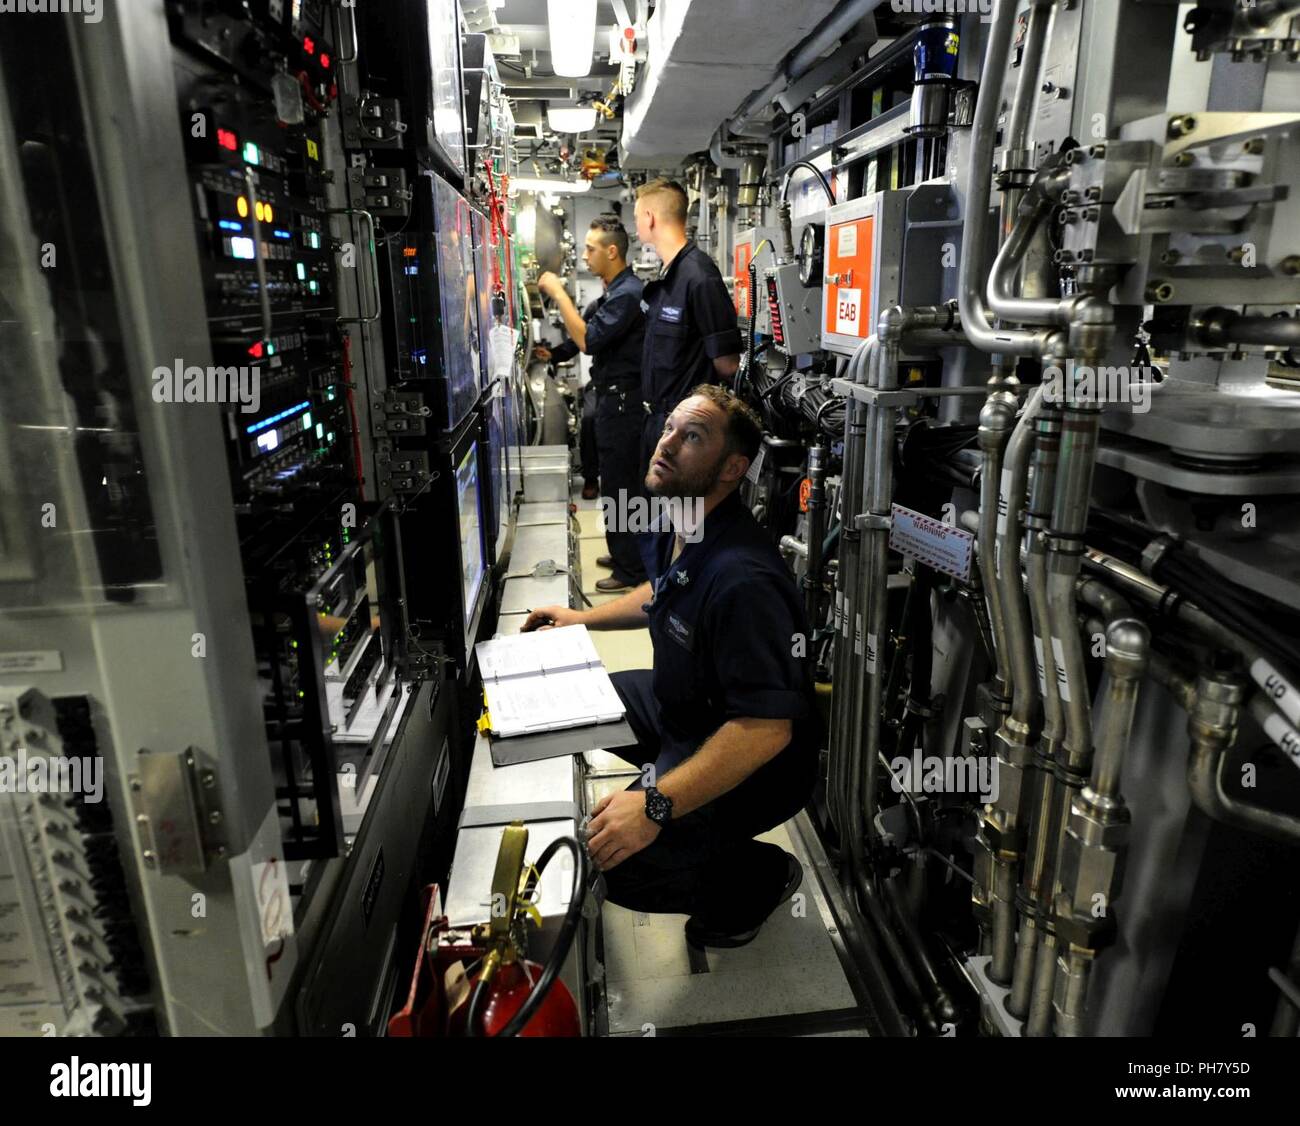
left=420, top=0, right=466, bottom=179
left=470, top=209, right=495, bottom=392
left=429, top=173, right=480, bottom=429
left=455, top=439, right=488, bottom=654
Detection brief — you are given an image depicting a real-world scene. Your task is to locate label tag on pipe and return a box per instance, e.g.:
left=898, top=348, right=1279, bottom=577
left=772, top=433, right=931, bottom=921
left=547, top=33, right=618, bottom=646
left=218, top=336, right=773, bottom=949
left=1251, top=657, right=1300, bottom=728
left=889, top=503, right=974, bottom=582
left=1262, top=711, right=1300, bottom=767
left=997, top=469, right=1012, bottom=538
left=865, top=631, right=878, bottom=674
left=855, top=614, right=864, bottom=657
left=841, top=594, right=851, bottom=638
left=1051, top=636, right=1072, bottom=703
left=1033, top=635, right=1048, bottom=695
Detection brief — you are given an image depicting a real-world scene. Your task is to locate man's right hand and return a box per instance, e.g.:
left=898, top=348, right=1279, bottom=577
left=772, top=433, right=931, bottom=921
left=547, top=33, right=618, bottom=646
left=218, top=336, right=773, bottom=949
left=520, top=605, right=584, bottom=632
left=532, top=344, right=552, bottom=362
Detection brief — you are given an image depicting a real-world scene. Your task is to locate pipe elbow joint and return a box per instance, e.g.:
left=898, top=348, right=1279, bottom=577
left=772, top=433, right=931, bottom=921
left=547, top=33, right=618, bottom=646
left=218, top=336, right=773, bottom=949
left=1105, top=618, right=1150, bottom=678
left=877, top=304, right=909, bottom=344
left=978, top=392, right=1019, bottom=442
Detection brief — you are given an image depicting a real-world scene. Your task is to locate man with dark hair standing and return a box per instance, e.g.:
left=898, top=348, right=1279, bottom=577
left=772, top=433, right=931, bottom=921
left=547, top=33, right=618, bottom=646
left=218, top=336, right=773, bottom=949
left=536, top=215, right=647, bottom=591
left=522, top=386, right=816, bottom=949
left=634, top=179, right=743, bottom=484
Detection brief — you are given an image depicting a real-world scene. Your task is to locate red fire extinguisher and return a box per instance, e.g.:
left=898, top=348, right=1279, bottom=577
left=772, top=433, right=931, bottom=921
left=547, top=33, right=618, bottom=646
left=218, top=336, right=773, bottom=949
left=448, top=823, right=584, bottom=1038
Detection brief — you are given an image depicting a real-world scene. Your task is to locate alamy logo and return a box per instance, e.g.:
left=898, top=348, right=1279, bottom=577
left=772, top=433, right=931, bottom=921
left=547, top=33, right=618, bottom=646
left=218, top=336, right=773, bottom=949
left=601, top=491, right=705, bottom=543
left=889, top=750, right=999, bottom=804
left=890, top=0, right=993, bottom=20
left=1042, top=362, right=1156, bottom=414
left=152, top=360, right=261, bottom=415
left=0, top=749, right=103, bottom=803
left=49, top=1057, right=151, bottom=1106
left=0, top=0, right=103, bottom=22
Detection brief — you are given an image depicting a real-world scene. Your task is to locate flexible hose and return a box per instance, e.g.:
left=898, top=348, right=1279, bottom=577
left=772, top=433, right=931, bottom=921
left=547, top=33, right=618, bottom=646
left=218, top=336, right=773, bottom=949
left=470, top=836, right=587, bottom=1038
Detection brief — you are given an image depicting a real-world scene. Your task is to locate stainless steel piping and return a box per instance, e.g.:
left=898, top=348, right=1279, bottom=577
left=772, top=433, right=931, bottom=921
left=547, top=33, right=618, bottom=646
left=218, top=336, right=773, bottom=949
left=988, top=162, right=1074, bottom=325
left=840, top=331, right=939, bottom=1031
left=829, top=339, right=876, bottom=841
left=957, top=0, right=1061, bottom=359
left=977, top=391, right=1018, bottom=697
left=980, top=385, right=1046, bottom=985
left=1051, top=607, right=1150, bottom=1036
left=1083, top=546, right=1300, bottom=731
left=1010, top=403, right=1065, bottom=1024
left=1148, top=656, right=1300, bottom=845
left=1194, top=308, right=1300, bottom=350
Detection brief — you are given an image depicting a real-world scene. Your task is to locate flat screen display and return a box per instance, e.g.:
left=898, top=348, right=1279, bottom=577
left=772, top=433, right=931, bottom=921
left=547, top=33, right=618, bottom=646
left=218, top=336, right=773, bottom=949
left=471, top=209, right=495, bottom=391
left=432, top=174, right=481, bottom=428
left=456, top=441, right=486, bottom=641
left=425, top=0, right=466, bottom=177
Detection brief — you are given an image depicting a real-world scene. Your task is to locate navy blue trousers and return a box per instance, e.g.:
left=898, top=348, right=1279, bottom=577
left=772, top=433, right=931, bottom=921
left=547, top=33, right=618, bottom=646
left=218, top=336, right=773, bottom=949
left=600, top=670, right=798, bottom=930
left=595, top=392, right=647, bottom=586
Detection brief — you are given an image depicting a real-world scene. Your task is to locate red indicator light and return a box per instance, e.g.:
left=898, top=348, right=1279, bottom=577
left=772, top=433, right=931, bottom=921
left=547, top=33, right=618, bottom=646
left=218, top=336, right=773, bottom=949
left=303, top=36, right=315, bottom=55
left=217, top=128, right=238, bottom=151
left=320, top=53, right=330, bottom=69
left=248, top=341, right=264, bottom=358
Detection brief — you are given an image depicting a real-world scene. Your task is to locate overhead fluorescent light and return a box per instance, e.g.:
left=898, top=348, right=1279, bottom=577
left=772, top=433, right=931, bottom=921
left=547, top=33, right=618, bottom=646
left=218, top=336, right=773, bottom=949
left=547, top=0, right=597, bottom=78
left=547, top=106, right=598, bottom=133
left=511, top=177, right=592, bottom=194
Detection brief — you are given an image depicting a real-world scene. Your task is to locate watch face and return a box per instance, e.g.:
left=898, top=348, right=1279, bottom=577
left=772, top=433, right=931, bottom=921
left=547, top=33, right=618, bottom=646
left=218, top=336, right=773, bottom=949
left=646, top=788, right=671, bottom=825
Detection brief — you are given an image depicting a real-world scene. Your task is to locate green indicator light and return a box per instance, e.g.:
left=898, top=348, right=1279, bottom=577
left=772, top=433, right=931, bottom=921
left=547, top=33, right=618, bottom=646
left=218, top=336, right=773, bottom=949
left=316, top=422, right=324, bottom=438
left=297, top=262, right=306, bottom=281
left=309, top=280, right=320, bottom=294
left=302, top=412, right=312, bottom=430
left=267, top=342, right=275, bottom=356
left=243, top=141, right=260, bottom=165
left=327, top=431, right=334, bottom=442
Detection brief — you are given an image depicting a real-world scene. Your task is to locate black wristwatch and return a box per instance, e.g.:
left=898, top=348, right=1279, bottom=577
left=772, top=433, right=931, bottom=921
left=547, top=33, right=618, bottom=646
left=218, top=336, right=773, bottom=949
left=644, top=786, right=673, bottom=827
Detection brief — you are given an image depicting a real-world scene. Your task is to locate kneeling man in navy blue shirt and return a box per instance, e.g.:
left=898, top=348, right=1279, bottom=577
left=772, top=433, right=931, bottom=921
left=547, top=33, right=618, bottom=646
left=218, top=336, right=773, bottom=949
left=523, top=385, right=817, bottom=948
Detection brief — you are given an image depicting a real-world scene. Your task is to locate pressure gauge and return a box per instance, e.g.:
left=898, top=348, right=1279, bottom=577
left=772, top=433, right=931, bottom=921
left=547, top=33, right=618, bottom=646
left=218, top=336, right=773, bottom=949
left=798, top=222, right=825, bottom=288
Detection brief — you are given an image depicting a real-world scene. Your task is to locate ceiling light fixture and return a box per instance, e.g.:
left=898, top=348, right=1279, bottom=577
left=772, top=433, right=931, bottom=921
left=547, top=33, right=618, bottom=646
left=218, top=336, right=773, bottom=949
left=511, top=176, right=592, bottom=194
left=547, top=0, right=597, bottom=78
left=546, top=105, right=598, bottom=133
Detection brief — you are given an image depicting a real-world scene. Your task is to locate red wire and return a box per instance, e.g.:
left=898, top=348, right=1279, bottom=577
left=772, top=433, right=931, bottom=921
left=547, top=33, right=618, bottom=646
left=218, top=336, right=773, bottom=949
left=341, top=332, right=366, bottom=503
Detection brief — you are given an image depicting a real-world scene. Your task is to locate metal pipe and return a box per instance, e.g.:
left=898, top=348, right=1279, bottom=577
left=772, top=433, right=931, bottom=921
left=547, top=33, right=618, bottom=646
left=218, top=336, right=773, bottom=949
left=1044, top=404, right=1103, bottom=777
left=1000, top=0, right=1053, bottom=245
left=999, top=387, right=1045, bottom=734
left=1147, top=659, right=1300, bottom=847
left=988, top=164, right=1074, bottom=325
left=805, top=445, right=827, bottom=655
left=956, top=0, right=1058, bottom=359
left=1004, top=0, right=1051, bottom=160
left=1195, top=309, right=1300, bottom=350
left=1083, top=547, right=1300, bottom=730
left=730, top=0, right=888, bottom=134
left=829, top=339, right=875, bottom=840
left=985, top=387, right=1046, bottom=990
left=977, top=391, right=1018, bottom=695
left=1009, top=405, right=1065, bottom=1020
left=1188, top=683, right=1300, bottom=845
left=851, top=308, right=958, bottom=1027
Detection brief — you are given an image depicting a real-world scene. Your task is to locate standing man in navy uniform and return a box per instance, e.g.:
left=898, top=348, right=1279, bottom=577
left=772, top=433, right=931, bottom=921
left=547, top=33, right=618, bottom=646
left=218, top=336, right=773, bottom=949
left=634, top=179, right=743, bottom=484
left=522, top=386, right=816, bottom=948
left=536, top=215, right=648, bottom=592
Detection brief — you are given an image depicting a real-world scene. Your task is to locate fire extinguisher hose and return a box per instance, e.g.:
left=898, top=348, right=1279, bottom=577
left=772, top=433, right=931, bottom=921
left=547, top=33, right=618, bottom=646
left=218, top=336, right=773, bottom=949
left=467, top=835, right=588, bottom=1037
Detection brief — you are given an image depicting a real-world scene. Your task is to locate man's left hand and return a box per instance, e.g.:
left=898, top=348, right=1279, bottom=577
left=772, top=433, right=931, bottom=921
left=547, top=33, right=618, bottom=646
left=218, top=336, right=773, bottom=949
left=586, top=789, right=661, bottom=871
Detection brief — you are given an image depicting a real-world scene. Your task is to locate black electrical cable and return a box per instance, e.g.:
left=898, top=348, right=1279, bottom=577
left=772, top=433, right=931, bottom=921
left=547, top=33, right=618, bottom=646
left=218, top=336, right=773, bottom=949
left=782, top=160, right=835, bottom=205
left=494, top=836, right=586, bottom=1038
left=465, top=974, right=490, bottom=1038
